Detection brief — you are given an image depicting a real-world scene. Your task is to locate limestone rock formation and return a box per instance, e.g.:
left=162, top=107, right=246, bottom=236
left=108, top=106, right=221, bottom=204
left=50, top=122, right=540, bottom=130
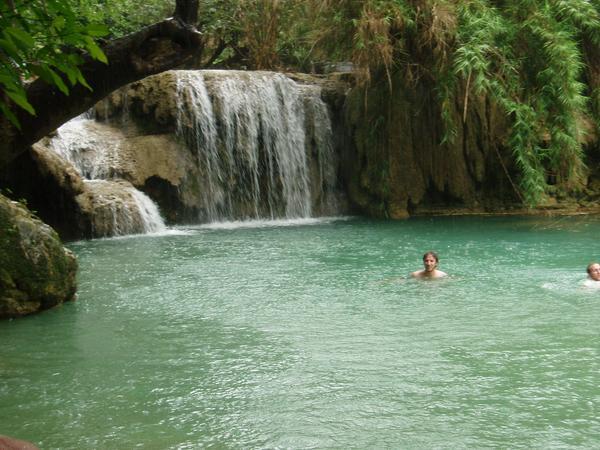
left=76, top=179, right=166, bottom=236
left=96, top=70, right=345, bottom=220
left=38, top=115, right=197, bottom=228
left=1, top=142, right=168, bottom=239
left=0, top=193, right=77, bottom=318
left=342, top=66, right=600, bottom=218
left=343, top=74, right=521, bottom=218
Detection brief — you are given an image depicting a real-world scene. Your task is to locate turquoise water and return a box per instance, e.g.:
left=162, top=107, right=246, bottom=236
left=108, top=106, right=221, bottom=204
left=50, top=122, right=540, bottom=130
left=1, top=216, right=600, bottom=449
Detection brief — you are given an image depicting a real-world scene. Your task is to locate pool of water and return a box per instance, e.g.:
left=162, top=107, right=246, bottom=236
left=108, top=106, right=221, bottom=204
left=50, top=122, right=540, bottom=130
left=1, top=216, right=600, bottom=449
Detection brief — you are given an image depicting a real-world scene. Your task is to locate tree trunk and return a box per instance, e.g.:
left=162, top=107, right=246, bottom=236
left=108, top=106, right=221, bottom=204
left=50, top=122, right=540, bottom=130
left=0, top=0, right=202, bottom=169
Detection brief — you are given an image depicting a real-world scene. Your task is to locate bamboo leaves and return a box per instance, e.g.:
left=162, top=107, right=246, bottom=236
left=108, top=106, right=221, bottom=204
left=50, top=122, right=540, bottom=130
left=436, top=0, right=598, bottom=204
left=312, top=0, right=599, bottom=205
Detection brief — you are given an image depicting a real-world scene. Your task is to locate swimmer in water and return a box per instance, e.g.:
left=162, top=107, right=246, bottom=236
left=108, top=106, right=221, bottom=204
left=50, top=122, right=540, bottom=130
left=583, top=262, right=600, bottom=287
left=411, top=251, right=447, bottom=279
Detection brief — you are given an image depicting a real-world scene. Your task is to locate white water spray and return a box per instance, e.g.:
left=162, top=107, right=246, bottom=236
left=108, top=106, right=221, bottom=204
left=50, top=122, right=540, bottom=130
left=175, top=70, right=338, bottom=222
left=48, top=117, right=167, bottom=236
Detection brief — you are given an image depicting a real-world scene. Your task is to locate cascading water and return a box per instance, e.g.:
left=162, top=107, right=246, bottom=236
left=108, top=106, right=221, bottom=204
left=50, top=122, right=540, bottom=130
left=175, top=70, right=338, bottom=222
left=48, top=117, right=167, bottom=236
left=129, top=186, right=168, bottom=233
left=43, top=70, right=340, bottom=236
left=300, top=83, right=339, bottom=214
left=50, top=115, right=121, bottom=180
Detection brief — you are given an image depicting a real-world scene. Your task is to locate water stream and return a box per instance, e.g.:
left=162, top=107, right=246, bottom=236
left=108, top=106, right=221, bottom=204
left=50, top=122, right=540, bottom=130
left=175, top=70, right=338, bottom=221
left=47, top=70, right=339, bottom=237
left=49, top=117, right=168, bottom=235
left=1, top=216, right=599, bottom=448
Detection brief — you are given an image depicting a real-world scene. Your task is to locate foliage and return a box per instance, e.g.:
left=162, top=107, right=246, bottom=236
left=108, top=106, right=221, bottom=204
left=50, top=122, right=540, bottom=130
left=441, top=0, right=599, bottom=204
left=304, top=0, right=416, bottom=86
left=197, top=0, right=312, bottom=70
left=297, top=0, right=600, bottom=205
left=235, top=0, right=281, bottom=69
left=70, top=0, right=174, bottom=38
left=2, top=0, right=600, bottom=206
left=0, top=0, right=110, bottom=128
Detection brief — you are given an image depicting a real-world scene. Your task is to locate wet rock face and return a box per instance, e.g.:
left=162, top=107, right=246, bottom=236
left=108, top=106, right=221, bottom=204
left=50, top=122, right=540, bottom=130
left=0, top=193, right=77, bottom=318
left=75, top=179, right=164, bottom=237
left=0, top=142, right=169, bottom=239
left=0, top=144, right=87, bottom=240
left=37, top=115, right=200, bottom=227
left=99, top=70, right=346, bottom=221
left=342, top=74, right=514, bottom=218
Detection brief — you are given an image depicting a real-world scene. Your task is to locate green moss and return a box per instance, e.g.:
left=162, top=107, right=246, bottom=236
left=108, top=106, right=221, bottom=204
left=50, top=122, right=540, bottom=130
left=0, top=193, right=78, bottom=318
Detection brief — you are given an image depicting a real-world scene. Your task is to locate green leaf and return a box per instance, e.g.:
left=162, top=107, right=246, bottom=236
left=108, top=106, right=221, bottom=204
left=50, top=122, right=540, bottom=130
left=0, top=72, right=18, bottom=87
left=0, top=101, right=21, bottom=129
left=73, top=67, right=92, bottom=91
left=84, top=23, right=109, bottom=37
left=52, top=60, right=77, bottom=85
left=30, top=64, right=55, bottom=85
left=0, top=36, right=21, bottom=59
left=47, top=68, right=70, bottom=95
left=67, top=53, right=85, bottom=66
left=5, top=27, right=35, bottom=49
left=84, top=37, right=108, bottom=64
left=62, top=66, right=78, bottom=85
left=5, top=89, right=36, bottom=115
left=52, top=16, right=66, bottom=31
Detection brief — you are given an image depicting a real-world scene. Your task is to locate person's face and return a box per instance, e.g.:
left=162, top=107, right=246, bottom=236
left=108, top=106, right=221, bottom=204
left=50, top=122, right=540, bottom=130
left=423, top=255, right=437, bottom=272
left=589, top=264, right=600, bottom=281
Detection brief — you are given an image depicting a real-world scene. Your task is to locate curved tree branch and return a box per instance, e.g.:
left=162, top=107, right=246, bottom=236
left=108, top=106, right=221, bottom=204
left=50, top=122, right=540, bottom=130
left=0, top=0, right=202, bottom=169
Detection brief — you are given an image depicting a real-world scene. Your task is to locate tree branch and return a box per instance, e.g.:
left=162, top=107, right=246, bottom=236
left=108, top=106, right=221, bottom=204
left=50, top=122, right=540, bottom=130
left=0, top=0, right=203, bottom=169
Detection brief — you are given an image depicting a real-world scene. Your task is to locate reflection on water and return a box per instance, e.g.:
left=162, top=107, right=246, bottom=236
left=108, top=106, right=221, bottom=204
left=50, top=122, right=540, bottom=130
left=1, top=216, right=600, bottom=449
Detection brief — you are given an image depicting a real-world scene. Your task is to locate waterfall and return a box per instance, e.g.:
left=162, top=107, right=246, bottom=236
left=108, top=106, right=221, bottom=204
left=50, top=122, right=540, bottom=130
left=129, top=187, right=167, bottom=233
left=175, top=72, right=223, bottom=220
left=48, top=117, right=167, bottom=236
left=50, top=115, right=121, bottom=180
left=300, top=83, right=339, bottom=214
left=175, top=70, right=338, bottom=222
left=43, top=70, right=340, bottom=236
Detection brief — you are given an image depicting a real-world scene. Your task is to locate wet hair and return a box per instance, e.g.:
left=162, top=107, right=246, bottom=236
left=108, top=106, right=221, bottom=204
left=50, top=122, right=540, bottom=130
left=423, top=251, right=439, bottom=262
left=587, top=262, right=600, bottom=275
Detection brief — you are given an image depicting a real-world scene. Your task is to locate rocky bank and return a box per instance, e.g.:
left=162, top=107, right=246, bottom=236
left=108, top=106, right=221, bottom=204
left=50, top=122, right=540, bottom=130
left=0, top=193, right=77, bottom=318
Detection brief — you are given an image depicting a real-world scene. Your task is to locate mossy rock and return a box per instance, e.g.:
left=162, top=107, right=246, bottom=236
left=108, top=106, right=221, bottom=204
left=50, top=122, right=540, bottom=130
left=0, top=193, right=77, bottom=318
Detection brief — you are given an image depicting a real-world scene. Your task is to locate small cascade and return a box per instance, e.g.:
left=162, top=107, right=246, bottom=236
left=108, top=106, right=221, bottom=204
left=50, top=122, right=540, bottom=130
left=42, top=69, right=341, bottom=236
left=175, top=70, right=338, bottom=222
left=48, top=117, right=167, bottom=236
left=299, top=83, right=339, bottom=214
left=175, top=72, right=223, bottom=219
left=128, top=187, right=167, bottom=233
left=50, top=115, right=121, bottom=180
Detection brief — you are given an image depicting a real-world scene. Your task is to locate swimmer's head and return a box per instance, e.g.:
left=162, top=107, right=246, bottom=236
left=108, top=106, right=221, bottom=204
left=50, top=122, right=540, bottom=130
left=422, top=251, right=439, bottom=272
left=423, top=251, right=439, bottom=262
left=587, top=262, right=600, bottom=281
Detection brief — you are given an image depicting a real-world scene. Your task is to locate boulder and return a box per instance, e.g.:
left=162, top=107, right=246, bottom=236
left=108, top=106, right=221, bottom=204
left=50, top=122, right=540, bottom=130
left=0, top=193, right=77, bottom=318
left=76, top=179, right=165, bottom=236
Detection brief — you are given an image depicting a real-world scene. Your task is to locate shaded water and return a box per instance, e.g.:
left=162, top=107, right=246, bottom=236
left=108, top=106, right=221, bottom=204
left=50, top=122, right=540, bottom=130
left=1, top=216, right=600, bottom=449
